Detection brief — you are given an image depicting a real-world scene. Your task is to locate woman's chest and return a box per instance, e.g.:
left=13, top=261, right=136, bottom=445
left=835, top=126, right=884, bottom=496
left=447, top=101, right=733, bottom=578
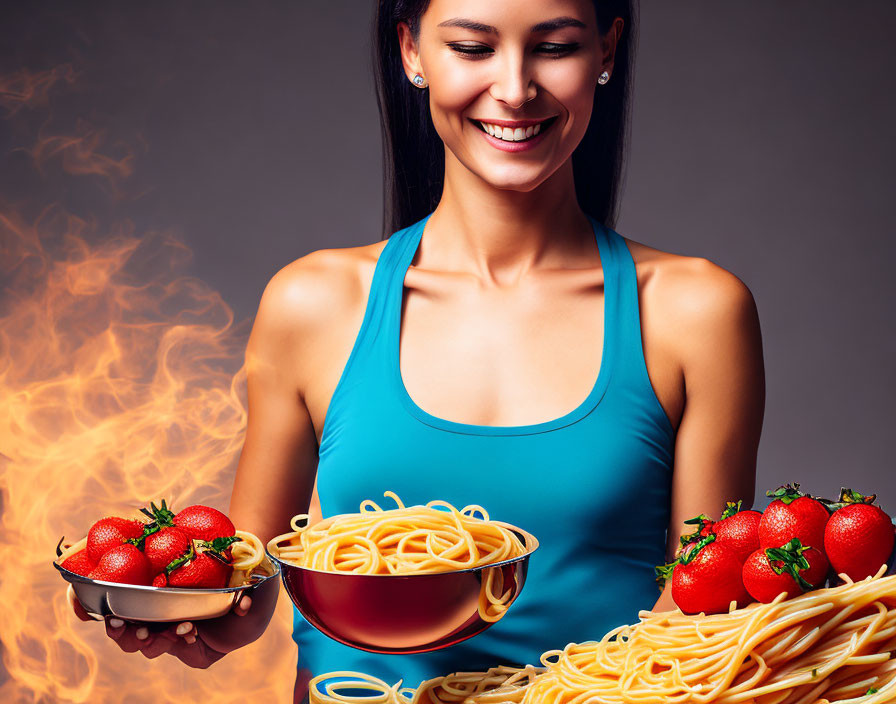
left=304, top=264, right=682, bottom=445
left=397, top=280, right=607, bottom=428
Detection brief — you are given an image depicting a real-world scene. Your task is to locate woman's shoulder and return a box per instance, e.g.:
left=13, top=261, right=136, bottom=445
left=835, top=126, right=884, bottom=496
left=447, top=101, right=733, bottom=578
left=254, top=240, right=387, bottom=332
left=619, top=236, right=762, bottom=392
left=622, top=236, right=759, bottom=332
left=619, top=235, right=764, bottom=429
left=247, top=240, right=389, bottom=397
left=245, top=240, right=391, bottom=404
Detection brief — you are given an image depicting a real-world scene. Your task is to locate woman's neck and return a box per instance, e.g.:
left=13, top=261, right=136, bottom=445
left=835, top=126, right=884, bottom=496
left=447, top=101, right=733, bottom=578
left=423, top=155, right=599, bottom=286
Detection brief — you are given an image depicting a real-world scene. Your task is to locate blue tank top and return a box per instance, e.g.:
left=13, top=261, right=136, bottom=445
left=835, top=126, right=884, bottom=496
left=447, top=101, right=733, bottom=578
left=292, top=211, right=675, bottom=696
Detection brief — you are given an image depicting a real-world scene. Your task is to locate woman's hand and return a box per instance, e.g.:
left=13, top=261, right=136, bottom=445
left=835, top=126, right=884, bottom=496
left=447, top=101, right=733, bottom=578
left=66, top=573, right=278, bottom=668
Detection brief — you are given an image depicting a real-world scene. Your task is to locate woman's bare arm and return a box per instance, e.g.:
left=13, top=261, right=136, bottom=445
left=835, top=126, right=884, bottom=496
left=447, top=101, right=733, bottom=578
left=229, top=261, right=323, bottom=546
left=649, top=260, right=765, bottom=612
left=212, top=252, right=366, bottom=653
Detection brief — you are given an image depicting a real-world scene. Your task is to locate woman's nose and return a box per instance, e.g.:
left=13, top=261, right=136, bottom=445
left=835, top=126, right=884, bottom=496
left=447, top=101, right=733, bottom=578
left=489, top=51, right=537, bottom=109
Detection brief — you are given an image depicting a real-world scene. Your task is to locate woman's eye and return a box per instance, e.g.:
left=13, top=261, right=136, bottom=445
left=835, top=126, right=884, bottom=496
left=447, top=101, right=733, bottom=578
left=447, top=43, right=492, bottom=56
left=447, top=43, right=580, bottom=58
left=538, top=43, right=580, bottom=55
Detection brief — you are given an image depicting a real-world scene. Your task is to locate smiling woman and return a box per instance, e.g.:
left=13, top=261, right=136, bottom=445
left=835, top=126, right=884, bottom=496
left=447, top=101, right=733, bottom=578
left=77, top=0, right=764, bottom=702
left=258, top=0, right=759, bottom=700
left=377, top=0, right=633, bottom=231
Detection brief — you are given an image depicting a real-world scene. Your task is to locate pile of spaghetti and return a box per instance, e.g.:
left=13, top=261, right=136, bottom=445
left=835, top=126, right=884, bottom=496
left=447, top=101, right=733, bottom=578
left=309, top=665, right=545, bottom=704
left=309, top=567, right=896, bottom=703
left=267, top=491, right=528, bottom=575
left=266, top=492, right=531, bottom=621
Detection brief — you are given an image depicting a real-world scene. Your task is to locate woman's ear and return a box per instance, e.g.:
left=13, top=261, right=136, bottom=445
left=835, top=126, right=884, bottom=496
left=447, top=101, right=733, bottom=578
left=396, top=21, right=425, bottom=85
left=599, top=17, right=625, bottom=77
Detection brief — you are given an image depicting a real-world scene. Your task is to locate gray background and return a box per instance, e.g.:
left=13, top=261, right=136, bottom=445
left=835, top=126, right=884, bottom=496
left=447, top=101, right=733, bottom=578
left=3, top=1, right=894, bottom=507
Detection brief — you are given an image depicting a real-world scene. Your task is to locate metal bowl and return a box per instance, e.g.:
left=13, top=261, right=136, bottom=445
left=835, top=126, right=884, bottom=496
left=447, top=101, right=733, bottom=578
left=54, top=555, right=280, bottom=623
left=267, top=521, right=539, bottom=654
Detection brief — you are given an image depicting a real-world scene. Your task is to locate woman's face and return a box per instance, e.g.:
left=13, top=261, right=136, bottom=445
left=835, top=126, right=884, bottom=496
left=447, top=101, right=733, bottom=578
left=398, top=0, right=622, bottom=192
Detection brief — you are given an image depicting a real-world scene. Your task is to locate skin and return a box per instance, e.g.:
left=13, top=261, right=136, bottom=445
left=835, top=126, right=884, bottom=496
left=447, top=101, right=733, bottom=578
left=75, top=0, right=764, bottom=676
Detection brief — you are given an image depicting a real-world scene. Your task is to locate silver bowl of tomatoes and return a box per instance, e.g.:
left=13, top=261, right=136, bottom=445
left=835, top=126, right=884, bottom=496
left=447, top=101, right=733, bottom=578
left=55, top=500, right=277, bottom=622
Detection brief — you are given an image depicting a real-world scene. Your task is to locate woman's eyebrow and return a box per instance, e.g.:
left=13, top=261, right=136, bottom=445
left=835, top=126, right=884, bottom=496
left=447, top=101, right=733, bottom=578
left=436, top=16, right=587, bottom=34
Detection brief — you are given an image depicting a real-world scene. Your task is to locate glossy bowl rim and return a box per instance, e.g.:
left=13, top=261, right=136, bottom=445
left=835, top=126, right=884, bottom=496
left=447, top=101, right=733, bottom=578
left=266, top=520, right=539, bottom=578
left=53, top=556, right=280, bottom=593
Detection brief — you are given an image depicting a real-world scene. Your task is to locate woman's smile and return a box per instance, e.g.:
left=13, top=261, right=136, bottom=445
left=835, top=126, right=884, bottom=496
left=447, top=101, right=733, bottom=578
left=468, top=115, right=560, bottom=152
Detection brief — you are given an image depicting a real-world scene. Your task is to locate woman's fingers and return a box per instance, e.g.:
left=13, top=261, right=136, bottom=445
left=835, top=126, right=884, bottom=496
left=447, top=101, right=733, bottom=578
left=105, top=617, right=126, bottom=640
left=105, top=619, right=162, bottom=654
left=175, top=621, right=197, bottom=645
left=169, top=636, right=226, bottom=670
left=105, top=619, right=145, bottom=653
left=136, top=632, right=176, bottom=660
left=67, top=584, right=93, bottom=622
left=68, top=595, right=233, bottom=669
left=235, top=594, right=252, bottom=616
left=175, top=622, right=191, bottom=636
left=89, top=612, right=212, bottom=664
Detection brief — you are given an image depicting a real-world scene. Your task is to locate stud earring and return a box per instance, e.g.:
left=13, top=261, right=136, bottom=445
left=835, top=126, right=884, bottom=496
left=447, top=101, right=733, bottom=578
left=598, top=71, right=610, bottom=85
left=412, top=73, right=428, bottom=88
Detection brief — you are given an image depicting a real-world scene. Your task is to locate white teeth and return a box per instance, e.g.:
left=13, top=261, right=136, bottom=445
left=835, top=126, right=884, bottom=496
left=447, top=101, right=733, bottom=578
left=479, top=120, right=549, bottom=141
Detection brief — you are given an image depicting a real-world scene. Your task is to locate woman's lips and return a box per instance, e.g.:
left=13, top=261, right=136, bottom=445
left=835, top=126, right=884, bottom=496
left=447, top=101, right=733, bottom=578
left=470, top=116, right=558, bottom=153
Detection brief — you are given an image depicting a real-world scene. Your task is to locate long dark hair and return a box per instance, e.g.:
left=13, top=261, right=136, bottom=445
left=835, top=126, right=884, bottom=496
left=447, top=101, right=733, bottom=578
left=373, top=0, right=638, bottom=239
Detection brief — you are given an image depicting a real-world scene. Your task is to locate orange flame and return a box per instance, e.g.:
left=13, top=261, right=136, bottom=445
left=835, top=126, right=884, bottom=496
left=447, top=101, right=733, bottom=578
left=0, top=64, right=76, bottom=116
left=28, top=120, right=137, bottom=186
left=0, top=67, right=295, bottom=703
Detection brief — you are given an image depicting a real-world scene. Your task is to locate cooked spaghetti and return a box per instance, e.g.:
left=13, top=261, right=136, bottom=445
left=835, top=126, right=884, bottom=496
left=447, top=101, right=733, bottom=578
left=308, top=567, right=896, bottom=704
left=412, top=665, right=543, bottom=704
left=267, top=491, right=528, bottom=575
left=227, top=529, right=267, bottom=586
left=267, top=492, right=531, bottom=621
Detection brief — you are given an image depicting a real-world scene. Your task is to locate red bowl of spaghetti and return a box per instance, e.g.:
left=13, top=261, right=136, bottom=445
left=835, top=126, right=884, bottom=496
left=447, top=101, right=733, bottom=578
left=265, top=492, right=539, bottom=654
